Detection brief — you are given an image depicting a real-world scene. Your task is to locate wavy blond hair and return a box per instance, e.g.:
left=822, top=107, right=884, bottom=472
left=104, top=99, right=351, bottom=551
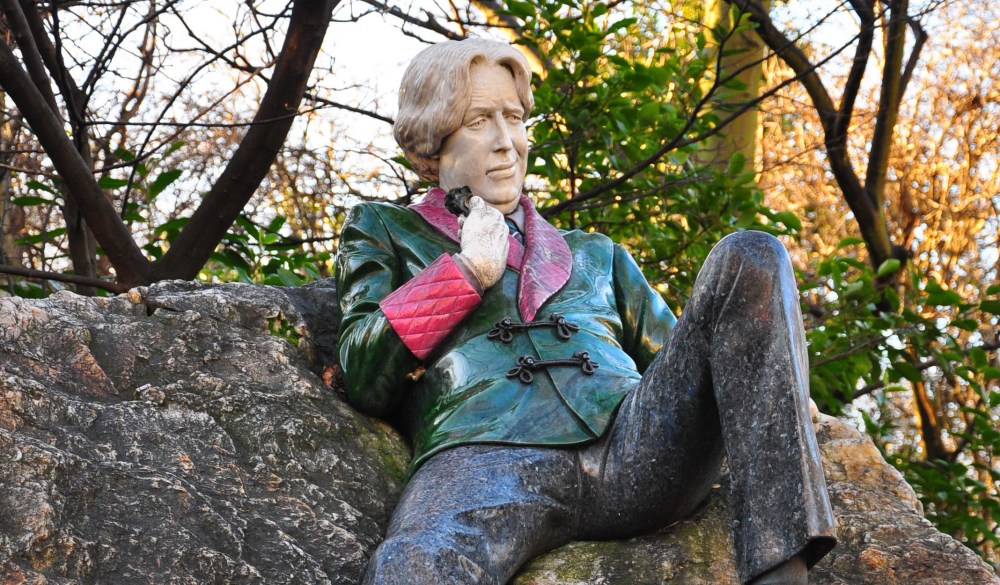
left=394, top=39, right=533, bottom=182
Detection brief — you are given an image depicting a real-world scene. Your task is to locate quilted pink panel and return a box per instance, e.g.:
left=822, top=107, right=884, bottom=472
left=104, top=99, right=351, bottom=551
left=380, top=254, right=481, bottom=360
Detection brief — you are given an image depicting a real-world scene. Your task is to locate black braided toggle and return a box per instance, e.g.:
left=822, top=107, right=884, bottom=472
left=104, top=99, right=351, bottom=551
left=505, top=351, right=599, bottom=384
left=488, top=313, right=580, bottom=344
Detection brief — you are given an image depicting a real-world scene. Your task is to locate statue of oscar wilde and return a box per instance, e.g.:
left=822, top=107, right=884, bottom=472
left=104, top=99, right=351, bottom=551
left=335, top=38, right=836, bottom=585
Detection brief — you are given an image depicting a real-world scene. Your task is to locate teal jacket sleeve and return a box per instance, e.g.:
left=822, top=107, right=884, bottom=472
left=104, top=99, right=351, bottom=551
left=613, top=243, right=676, bottom=374
left=335, top=203, right=420, bottom=417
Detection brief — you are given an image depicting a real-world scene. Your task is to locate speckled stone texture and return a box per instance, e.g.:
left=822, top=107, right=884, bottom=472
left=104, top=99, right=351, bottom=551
left=512, top=412, right=1000, bottom=585
left=1, top=282, right=997, bottom=584
left=0, top=280, right=408, bottom=584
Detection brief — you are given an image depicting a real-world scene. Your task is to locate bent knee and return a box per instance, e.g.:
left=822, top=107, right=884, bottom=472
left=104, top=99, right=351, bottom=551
left=710, top=230, right=791, bottom=272
left=365, top=535, right=489, bottom=585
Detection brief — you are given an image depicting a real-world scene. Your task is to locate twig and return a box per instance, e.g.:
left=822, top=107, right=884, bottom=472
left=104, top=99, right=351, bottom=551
left=0, top=263, right=127, bottom=293
left=852, top=340, right=1000, bottom=400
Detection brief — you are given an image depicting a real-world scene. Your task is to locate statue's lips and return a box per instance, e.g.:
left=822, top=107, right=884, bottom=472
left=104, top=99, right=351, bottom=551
left=487, top=162, right=517, bottom=179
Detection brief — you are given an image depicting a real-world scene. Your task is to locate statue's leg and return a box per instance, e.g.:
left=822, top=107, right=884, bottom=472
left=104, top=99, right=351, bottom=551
left=363, top=444, right=578, bottom=585
left=578, top=231, right=836, bottom=584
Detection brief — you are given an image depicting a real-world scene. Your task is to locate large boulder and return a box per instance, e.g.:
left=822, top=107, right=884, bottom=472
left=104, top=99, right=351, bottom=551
left=1, top=281, right=408, bottom=584
left=1, top=282, right=997, bottom=584
left=513, top=413, right=999, bottom=585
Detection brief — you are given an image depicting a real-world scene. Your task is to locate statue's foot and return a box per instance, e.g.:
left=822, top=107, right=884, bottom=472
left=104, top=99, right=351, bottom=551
left=749, top=554, right=807, bottom=585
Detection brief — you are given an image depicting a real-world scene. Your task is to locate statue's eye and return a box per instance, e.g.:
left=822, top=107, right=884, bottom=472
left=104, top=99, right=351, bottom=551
left=467, top=117, right=487, bottom=129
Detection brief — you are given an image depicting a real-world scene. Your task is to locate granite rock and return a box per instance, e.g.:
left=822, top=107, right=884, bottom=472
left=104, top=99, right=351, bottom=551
left=0, top=281, right=407, bottom=584
left=1, top=281, right=996, bottom=584
left=512, top=413, right=999, bottom=585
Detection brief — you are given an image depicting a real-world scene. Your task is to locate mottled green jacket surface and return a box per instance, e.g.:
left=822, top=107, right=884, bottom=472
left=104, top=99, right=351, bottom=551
left=336, top=198, right=676, bottom=470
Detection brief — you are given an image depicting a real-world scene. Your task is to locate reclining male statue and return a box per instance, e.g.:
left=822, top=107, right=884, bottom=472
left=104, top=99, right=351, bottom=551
left=335, top=38, right=837, bottom=585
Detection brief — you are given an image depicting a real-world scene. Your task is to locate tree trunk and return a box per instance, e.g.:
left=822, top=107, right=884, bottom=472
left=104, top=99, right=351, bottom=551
left=696, top=0, right=770, bottom=173
left=0, top=91, right=26, bottom=270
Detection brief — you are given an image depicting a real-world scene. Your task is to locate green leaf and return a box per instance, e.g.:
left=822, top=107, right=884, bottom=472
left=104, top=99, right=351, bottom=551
left=844, top=281, right=866, bottom=299
left=925, top=280, right=962, bottom=307
left=891, top=361, right=923, bottom=383
left=114, top=147, right=136, bottom=162
left=836, top=237, right=865, bottom=249
left=638, top=101, right=659, bottom=123
left=152, top=217, right=189, bottom=238
left=505, top=0, right=535, bottom=19
left=608, top=17, right=637, bottom=33
left=727, top=152, right=746, bottom=175
left=277, top=267, right=303, bottom=287
left=11, top=196, right=54, bottom=206
left=986, top=285, right=1000, bottom=295
left=877, top=258, right=901, bottom=278
left=25, top=180, right=56, bottom=194
left=17, top=227, right=66, bottom=245
left=99, top=176, right=129, bottom=189
left=980, top=300, right=1000, bottom=315
left=148, top=169, right=183, bottom=200
left=166, top=140, right=186, bottom=155
left=774, top=211, right=802, bottom=232
left=267, top=216, right=287, bottom=232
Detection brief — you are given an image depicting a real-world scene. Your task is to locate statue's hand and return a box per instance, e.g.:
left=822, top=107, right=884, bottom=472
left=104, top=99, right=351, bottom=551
left=457, top=196, right=509, bottom=289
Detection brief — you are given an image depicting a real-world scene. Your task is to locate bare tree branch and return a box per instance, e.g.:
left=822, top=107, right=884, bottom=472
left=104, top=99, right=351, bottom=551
left=0, top=35, right=151, bottom=285
left=897, top=17, right=927, bottom=112
left=0, top=262, right=127, bottom=293
left=305, top=93, right=395, bottom=125
left=835, top=0, right=875, bottom=137
left=728, top=0, right=899, bottom=269
left=543, top=5, right=861, bottom=218
left=154, top=0, right=340, bottom=280
left=0, top=0, right=59, bottom=111
left=865, top=0, right=909, bottom=211
left=362, top=0, right=466, bottom=41
left=853, top=340, right=1000, bottom=400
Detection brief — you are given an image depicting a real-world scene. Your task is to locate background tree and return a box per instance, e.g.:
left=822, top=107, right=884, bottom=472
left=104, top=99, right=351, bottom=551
left=0, top=0, right=996, bottom=568
left=0, top=0, right=337, bottom=292
left=756, top=0, right=999, bottom=560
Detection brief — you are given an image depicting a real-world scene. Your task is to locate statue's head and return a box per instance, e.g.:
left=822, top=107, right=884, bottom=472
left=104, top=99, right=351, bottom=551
left=395, top=39, right=533, bottom=213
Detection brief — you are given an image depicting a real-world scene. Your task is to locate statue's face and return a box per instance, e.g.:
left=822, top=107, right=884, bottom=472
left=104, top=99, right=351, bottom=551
left=438, top=62, right=528, bottom=214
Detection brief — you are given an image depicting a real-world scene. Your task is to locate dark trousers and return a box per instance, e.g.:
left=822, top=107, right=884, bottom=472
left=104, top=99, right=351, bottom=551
left=364, top=231, right=837, bottom=585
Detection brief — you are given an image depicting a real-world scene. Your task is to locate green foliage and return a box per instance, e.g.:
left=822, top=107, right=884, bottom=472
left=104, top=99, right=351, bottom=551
left=803, top=241, right=999, bottom=563
left=502, top=3, right=998, bottom=564
left=509, top=0, right=790, bottom=307
left=1, top=139, right=329, bottom=298
left=198, top=214, right=331, bottom=286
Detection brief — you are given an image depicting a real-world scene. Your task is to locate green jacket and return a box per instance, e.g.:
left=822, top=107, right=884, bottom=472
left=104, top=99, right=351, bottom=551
left=336, top=189, right=675, bottom=470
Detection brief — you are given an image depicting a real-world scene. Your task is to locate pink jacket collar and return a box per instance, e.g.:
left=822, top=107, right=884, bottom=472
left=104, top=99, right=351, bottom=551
left=410, top=188, right=573, bottom=322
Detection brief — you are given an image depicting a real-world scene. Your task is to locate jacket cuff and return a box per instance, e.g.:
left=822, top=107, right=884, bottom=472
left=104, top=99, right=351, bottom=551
left=451, top=253, right=485, bottom=295
left=379, top=253, right=482, bottom=360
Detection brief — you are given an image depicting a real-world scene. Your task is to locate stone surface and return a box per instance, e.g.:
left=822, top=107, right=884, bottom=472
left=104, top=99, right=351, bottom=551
left=1, top=281, right=997, bottom=584
left=0, top=281, right=407, bottom=584
left=512, top=413, right=1000, bottom=585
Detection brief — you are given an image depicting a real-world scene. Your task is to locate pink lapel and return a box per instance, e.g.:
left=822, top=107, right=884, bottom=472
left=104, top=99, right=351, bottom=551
left=409, top=189, right=572, bottom=322
left=516, top=195, right=573, bottom=322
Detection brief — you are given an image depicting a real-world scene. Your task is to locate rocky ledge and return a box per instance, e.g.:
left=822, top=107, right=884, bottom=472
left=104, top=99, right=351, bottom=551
left=1, top=281, right=997, bottom=584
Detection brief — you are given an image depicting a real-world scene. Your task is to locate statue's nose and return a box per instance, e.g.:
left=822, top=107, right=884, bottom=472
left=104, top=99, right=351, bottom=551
left=492, top=112, right=514, bottom=151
